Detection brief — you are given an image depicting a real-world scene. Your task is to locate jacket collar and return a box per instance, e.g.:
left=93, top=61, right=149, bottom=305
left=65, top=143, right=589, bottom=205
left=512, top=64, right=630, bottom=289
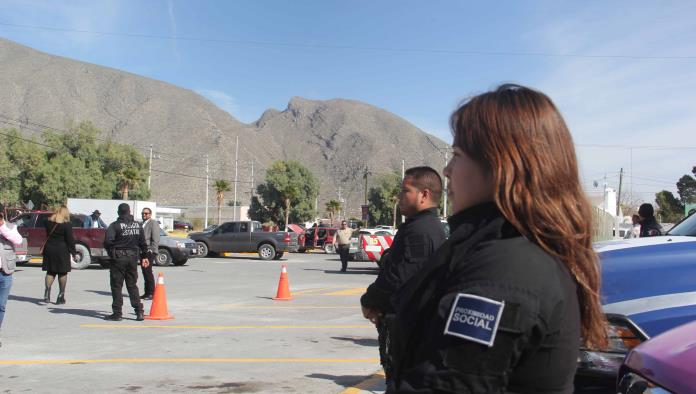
left=404, top=207, right=439, bottom=224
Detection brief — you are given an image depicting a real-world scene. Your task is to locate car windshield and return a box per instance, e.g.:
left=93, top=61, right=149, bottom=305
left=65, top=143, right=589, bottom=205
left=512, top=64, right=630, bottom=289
left=666, top=212, right=696, bottom=236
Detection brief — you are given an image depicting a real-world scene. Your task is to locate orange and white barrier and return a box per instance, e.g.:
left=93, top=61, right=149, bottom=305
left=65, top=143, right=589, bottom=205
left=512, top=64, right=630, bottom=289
left=360, top=234, right=393, bottom=262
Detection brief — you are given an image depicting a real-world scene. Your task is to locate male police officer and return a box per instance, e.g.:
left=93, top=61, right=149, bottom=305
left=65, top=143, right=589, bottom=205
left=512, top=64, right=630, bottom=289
left=360, top=166, right=447, bottom=384
left=104, top=203, right=149, bottom=321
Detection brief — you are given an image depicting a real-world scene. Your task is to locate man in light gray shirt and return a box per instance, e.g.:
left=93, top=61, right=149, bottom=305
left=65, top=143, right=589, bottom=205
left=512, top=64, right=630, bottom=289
left=140, top=208, right=160, bottom=300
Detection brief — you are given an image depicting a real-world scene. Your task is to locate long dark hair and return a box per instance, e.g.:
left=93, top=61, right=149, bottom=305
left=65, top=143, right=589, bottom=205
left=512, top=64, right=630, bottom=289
left=450, top=84, right=607, bottom=348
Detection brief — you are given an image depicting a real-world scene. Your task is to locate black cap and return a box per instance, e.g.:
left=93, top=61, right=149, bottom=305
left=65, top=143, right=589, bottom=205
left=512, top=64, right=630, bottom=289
left=92, top=210, right=101, bottom=215
left=117, top=203, right=131, bottom=216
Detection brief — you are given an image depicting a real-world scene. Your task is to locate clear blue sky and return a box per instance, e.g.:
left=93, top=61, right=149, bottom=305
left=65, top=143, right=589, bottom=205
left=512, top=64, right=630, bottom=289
left=1, top=0, right=695, bottom=203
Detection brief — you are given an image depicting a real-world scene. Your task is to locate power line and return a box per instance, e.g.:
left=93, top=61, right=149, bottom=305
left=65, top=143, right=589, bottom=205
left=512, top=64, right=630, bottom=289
left=2, top=21, right=696, bottom=61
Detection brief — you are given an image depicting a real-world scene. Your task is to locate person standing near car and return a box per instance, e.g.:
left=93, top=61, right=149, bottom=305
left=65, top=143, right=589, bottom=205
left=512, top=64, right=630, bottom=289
left=103, top=203, right=149, bottom=321
left=639, top=203, right=662, bottom=237
left=82, top=210, right=107, bottom=229
left=140, top=208, right=159, bottom=300
left=42, top=205, right=77, bottom=305
left=0, top=210, right=23, bottom=347
left=360, top=166, right=447, bottom=387
left=333, top=221, right=353, bottom=272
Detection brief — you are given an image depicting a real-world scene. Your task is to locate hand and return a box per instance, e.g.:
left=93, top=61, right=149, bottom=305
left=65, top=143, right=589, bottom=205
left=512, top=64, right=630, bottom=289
left=141, top=258, right=149, bottom=268
left=362, top=306, right=382, bottom=326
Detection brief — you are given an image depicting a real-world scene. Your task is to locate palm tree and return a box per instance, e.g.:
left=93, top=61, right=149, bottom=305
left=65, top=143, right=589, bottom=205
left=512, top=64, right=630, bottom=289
left=325, top=199, right=341, bottom=227
left=118, top=168, right=141, bottom=200
left=214, top=179, right=231, bottom=224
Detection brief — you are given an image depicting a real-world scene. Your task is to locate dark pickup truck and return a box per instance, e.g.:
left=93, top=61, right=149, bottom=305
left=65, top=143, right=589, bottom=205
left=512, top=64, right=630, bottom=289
left=12, top=211, right=109, bottom=269
left=189, top=220, right=300, bottom=260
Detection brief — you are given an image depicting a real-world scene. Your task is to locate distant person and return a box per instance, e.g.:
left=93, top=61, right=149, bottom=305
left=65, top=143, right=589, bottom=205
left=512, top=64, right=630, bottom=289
left=42, top=205, right=77, bottom=305
left=360, top=166, right=447, bottom=386
left=0, top=210, right=23, bottom=347
left=625, top=214, right=641, bottom=239
left=103, top=203, right=149, bottom=321
left=639, top=203, right=662, bottom=237
left=389, top=85, right=607, bottom=392
left=83, top=210, right=107, bottom=229
left=333, top=221, right=353, bottom=272
left=140, top=208, right=159, bottom=300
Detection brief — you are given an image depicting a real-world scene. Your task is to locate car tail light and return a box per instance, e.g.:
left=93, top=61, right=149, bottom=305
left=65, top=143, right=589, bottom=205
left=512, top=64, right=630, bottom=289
left=283, top=233, right=291, bottom=244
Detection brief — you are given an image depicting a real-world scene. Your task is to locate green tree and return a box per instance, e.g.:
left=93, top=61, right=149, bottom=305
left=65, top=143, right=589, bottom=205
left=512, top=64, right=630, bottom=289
left=325, top=199, right=341, bottom=226
left=213, top=179, right=231, bottom=224
left=676, top=173, right=696, bottom=204
left=655, top=190, right=684, bottom=223
left=367, top=172, right=402, bottom=226
left=248, top=160, right=319, bottom=229
left=0, top=140, right=21, bottom=206
left=0, top=122, right=150, bottom=207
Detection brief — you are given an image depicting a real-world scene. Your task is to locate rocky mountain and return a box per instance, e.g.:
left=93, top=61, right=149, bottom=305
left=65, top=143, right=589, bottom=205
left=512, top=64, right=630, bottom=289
left=0, top=38, right=447, bottom=218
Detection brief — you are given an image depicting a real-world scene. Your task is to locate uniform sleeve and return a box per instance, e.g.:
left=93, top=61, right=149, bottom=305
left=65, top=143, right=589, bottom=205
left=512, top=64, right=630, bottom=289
left=368, top=230, right=431, bottom=308
left=397, top=283, right=543, bottom=393
left=104, top=223, right=116, bottom=251
left=64, top=223, right=77, bottom=255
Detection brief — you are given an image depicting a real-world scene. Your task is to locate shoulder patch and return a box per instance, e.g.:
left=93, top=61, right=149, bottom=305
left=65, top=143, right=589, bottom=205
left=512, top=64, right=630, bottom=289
left=444, top=293, right=505, bottom=347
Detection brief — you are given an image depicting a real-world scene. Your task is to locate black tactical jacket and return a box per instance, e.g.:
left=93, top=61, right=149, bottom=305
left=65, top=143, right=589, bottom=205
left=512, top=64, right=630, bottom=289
left=361, top=207, right=447, bottom=314
left=390, top=203, right=580, bottom=394
left=104, top=215, right=148, bottom=259
left=640, top=216, right=663, bottom=237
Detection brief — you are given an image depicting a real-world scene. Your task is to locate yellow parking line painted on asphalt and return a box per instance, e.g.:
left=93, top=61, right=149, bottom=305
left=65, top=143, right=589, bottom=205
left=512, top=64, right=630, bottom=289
left=217, top=305, right=359, bottom=310
left=293, top=288, right=332, bottom=295
left=30, top=257, right=42, bottom=263
left=323, top=288, right=367, bottom=296
left=340, top=369, right=386, bottom=394
left=0, top=358, right=380, bottom=366
left=81, top=324, right=373, bottom=330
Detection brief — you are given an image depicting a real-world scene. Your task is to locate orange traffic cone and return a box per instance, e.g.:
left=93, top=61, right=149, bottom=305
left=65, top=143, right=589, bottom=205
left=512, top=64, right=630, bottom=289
left=273, top=265, right=293, bottom=301
left=145, top=273, right=174, bottom=320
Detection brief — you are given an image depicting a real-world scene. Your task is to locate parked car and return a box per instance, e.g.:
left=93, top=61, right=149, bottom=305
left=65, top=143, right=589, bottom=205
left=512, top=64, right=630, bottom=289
left=12, top=211, right=109, bottom=269
left=189, top=220, right=300, bottom=260
left=299, top=226, right=337, bottom=253
left=576, top=212, right=696, bottom=387
left=173, top=220, right=193, bottom=231
left=156, top=229, right=199, bottom=266
left=618, top=319, right=696, bottom=394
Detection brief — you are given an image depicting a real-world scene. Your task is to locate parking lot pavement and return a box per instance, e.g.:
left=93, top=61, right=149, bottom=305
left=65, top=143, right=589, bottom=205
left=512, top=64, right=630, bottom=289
left=1, top=253, right=387, bottom=393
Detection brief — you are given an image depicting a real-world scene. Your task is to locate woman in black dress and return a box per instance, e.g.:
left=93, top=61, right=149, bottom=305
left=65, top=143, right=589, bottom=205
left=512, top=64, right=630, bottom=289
left=42, top=205, right=76, bottom=304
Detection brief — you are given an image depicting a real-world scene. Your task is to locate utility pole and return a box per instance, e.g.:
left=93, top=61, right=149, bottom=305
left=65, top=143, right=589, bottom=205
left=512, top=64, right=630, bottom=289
left=363, top=166, right=370, bottom=204
left=204, top=155, right=209, bottom=228
left=617, top=168, right=624, bottom=217
left=233, top=135, right=239, bottom=221
left=443, top=151, right=449, bottom=218
left=401, top=159, right=405, bottom=223
left=147, top=144, right=153, bottom=189
left=337, top=186, right=342, bottom=221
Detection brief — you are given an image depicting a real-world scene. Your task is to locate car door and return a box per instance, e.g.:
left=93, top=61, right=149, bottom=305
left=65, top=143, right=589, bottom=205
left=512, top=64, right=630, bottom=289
left=231, top=222, right=252, bottom=252
left=209, top=222, right=237, bottom=252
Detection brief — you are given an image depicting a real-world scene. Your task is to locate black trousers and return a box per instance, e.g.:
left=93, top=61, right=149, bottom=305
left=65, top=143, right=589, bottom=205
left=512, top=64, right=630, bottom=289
left=338, top=245, right=350, bottom=271
left=141, top=251, right=156, bottom=296
left=110, top=251, right=143, bottom=315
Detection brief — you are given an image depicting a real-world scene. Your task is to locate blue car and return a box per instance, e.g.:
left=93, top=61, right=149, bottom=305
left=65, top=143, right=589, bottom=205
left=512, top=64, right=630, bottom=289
left=577, top=212, right=696, bottom=385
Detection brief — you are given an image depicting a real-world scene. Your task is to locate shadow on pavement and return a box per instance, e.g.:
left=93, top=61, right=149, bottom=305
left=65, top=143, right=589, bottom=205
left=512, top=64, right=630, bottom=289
left=301, top=268, right=378, bottom=275
left=332, top=336, right=378, bottom=347
left=306, top=373, right=372, bottom=388
left=85, top=290, right=113, bottom=296
left=47, top=307, right=107, bottom=319
left=8, top=294, right=44, bottom=305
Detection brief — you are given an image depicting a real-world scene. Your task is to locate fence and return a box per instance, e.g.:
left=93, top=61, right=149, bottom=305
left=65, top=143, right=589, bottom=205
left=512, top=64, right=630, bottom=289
left=592, top=206, right=616, bottom=242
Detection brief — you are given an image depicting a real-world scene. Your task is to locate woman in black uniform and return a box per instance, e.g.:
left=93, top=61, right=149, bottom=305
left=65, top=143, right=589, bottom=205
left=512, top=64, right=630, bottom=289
left=42, top=205, right=77, bottom=304
left=390, top=85, right=607, bottom=393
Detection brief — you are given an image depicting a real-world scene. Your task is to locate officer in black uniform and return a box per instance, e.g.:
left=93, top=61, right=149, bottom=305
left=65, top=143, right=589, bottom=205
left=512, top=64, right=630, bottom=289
left=360, top=166, right=447, bottom=385
left=638, top=203, right=662, bottom=237
left=388, top=85, right=607, bottom=393
left=103, top=203, right=149, bottom=321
